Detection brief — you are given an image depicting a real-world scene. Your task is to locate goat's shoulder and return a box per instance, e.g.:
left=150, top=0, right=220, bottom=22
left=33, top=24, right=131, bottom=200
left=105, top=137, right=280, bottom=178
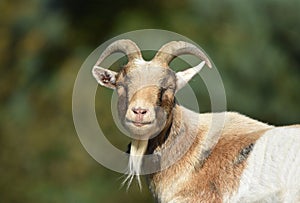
left=169, top=111, right=271, bottom=202
left=178, top=106, right=272, bottom=132
left=193, top=111, right=273, bottom=135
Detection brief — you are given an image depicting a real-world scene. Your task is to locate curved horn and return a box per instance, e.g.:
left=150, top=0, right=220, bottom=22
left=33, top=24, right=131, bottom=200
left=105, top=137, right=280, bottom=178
left=95, top=39, right=143, bottom=66
left=152, top=41, right=212, bottom=68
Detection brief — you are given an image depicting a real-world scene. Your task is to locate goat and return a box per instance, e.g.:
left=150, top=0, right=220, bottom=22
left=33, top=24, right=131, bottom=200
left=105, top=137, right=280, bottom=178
left=92, top=39, right=300, bottom=203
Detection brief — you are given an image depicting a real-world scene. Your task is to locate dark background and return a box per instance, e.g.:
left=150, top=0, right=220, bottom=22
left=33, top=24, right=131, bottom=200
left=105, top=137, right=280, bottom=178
left=1, top=0, right=299, bottom=202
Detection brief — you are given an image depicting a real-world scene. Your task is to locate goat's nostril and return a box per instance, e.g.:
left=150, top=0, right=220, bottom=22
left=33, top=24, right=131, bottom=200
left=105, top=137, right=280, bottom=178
left=132, top=108, right=148, bottom=115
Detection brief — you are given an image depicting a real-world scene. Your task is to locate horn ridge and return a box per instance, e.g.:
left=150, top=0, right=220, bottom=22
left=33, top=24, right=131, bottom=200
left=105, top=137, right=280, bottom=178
left=153, top=41, right=212, bottom=68
left=95, top=39, right=143, bottom=67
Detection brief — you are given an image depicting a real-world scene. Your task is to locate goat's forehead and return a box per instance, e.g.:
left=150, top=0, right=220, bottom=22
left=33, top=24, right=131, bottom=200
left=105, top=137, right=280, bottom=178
left=121, top=65, right=176, bottom=87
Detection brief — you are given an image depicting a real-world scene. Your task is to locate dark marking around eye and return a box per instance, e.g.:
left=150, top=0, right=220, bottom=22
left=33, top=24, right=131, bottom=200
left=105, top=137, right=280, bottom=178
left=157, top=87, right=167, bottom=106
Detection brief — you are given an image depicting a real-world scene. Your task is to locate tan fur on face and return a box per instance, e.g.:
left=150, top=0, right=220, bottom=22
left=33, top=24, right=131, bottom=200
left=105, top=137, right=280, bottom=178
left=124, top=85, right=168, bottom=139
left=129, top=85, right=160, bottom=109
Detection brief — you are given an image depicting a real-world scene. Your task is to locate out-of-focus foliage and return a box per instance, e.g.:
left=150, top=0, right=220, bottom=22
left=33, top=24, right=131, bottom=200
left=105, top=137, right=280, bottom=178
left=0, top=0, right=299, bottom=202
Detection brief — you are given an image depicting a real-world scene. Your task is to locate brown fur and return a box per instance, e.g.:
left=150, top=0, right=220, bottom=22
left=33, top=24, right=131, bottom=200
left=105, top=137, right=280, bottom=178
left=92, top=40, right=299, bottom=202
left=130, top=86, right=160, bottom=106
left=147, top=106, right=272, bottom=202
left=177, top=130, right=267, bottom=202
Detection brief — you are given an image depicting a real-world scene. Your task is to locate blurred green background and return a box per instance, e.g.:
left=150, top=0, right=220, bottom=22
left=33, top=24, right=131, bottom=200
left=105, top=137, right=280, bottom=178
left=1, top=0, right=299, bottom=202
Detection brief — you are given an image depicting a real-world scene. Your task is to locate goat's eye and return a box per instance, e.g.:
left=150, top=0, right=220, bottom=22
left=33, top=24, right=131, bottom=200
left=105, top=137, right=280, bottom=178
left=157, top=87, right=166, bottom=105
left=168, top=86, right=175, bottom=92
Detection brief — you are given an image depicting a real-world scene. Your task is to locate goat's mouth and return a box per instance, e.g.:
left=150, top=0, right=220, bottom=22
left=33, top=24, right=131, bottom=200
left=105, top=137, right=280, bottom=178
left=125, top=119, right=153, bottom=127
left=124, top=119, right=161, bottom=139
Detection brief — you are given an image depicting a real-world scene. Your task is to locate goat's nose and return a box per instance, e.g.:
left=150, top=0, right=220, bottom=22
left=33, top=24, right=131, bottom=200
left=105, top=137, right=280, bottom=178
left=132, top=107, right=148, bottom=115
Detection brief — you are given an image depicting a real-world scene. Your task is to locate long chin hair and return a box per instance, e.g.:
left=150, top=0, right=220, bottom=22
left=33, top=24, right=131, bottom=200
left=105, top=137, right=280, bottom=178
left=121, top=140, right=148, bottom=190
left=121, top=106, right=170, bottom=190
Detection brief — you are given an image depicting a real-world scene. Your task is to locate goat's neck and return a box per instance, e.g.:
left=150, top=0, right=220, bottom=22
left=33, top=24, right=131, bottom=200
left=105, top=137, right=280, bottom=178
left=147, top=104, right=200, bottom=169
left=147, top=105, right=181, bottom=154
left=147, top=104, right=225, bottom=177
left=146, top=104, right=201, bottom=199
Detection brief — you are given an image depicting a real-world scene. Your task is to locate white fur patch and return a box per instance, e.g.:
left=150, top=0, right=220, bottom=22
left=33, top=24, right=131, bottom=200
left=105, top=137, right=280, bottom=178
left=228, top=127, right=300, bottom=202
left=133, top=58, right=151, bottom=66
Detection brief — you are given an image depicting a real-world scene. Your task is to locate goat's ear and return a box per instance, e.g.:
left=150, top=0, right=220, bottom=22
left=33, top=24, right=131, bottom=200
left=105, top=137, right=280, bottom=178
left=92, top=66, right=117, bottom=89
left=175, top=61, right=206, bottom=92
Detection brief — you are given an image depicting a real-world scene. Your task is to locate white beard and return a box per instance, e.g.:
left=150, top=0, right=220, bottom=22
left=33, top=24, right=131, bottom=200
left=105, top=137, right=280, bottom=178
left=122, top=139, right=148, bottom=190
